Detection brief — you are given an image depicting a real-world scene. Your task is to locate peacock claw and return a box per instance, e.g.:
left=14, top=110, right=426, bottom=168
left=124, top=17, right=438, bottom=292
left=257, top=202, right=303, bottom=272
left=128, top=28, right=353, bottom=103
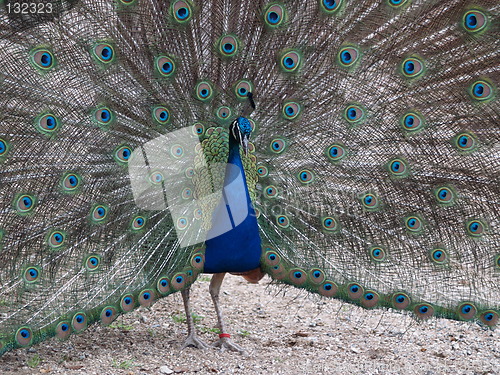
left=182, top=334, right=210, bottom=350
left=213, top=337, right=247, bottom=354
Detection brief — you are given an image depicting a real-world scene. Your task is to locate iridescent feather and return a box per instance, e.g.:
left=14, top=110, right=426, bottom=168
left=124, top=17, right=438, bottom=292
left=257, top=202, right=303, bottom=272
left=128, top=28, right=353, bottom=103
left=0, top=0, right=498, bottom=355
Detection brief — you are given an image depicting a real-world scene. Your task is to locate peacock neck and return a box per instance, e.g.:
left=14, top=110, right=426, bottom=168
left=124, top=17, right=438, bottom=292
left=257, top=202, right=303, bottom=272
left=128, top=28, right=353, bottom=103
left=228, top=131, right=245, bottom=176
left=201, top=125, right=262, bottom=274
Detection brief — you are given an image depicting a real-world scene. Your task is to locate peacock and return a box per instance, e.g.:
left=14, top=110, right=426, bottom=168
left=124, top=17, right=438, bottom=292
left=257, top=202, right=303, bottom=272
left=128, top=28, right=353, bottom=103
left=0, top=0, right=498, bottom=356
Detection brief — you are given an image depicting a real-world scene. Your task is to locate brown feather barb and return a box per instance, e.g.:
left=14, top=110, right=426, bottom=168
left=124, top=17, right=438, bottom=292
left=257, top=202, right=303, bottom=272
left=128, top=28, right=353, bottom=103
left=0, top=0, right=498, bottom=356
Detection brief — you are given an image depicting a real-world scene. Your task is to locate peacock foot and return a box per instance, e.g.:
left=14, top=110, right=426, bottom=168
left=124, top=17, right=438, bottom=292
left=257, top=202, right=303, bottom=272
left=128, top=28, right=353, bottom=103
left=181, top=334, right=210, bottom=350
left=213, top=334, right=247, bottom=354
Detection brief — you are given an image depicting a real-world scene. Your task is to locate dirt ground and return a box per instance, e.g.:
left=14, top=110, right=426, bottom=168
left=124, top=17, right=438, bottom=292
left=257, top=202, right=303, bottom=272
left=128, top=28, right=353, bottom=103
left=0, top=274, right=498, bottom=375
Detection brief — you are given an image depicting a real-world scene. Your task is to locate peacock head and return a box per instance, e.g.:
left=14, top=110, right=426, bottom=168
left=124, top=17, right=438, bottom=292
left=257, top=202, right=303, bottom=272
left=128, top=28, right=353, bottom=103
left=230, top=116, right=252, bottom=155
left=230, top=92, right=255, bottom=155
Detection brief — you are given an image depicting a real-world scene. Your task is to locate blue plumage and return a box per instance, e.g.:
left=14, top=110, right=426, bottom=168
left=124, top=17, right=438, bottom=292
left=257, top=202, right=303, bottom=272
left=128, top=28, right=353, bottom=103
left=0, top=0, right=498, bottom=358
left=204, top=117, right=261, bottom=274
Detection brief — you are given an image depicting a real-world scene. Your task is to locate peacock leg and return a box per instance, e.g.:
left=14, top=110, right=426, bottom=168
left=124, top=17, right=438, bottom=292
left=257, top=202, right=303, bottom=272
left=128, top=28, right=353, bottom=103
left=210, top=273, right=247, bottom=354
left=180, top=287, right=210, bottom=350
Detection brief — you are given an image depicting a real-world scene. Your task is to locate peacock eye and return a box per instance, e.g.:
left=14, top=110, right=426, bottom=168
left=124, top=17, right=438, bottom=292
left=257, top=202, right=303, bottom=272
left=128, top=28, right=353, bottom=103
left=466, top=219, right=485, bottom=237
left=405, top=215, right=423, bottom=233
left=216, top=106, right=232, bottom=120
left=37, top=114, right=60, bottom=133
left=264, top=185, right=278, bottom=198
left=321, top=0, right=342, bottom=13
left=15, top=194, right=36, bottom=213
left=280, top=50, right=302, bottom=72
left=392, top=292, right=411, bottom=309
left=93, top=43, right=115, bottom=63
left=149, top=171, right=164, bottom=184
left=326, top=143, right=346, bottom=162
left=297, top=169, right=314, bottom=184
left=370, top=247, right=386, bottom=261
left=23, top=266, right=41, bottom=283
left=276, top=215, right=290, bottom=228
left=30, top=48, right=55, bottom=71
left=435, top=186, right=455, bottom=205
left=0, top=138, right=8, bottom=156
left=347, top=283, right=363, bottom=299
left=270, top=138, right=286, bottom=154
left=172, top=1, right=193, bottom=23
left=16, top=327, right=34, bottom=346
left=192, top=122, right=205, bottom=136
left=338, top=46, right=360, bottom=67
left=49, top=231, right=66, bottom=248
left=470, top=80, right=493, bottom=101
left=219, top=35, right=239, bottom=57
left=400, top=111, right=425, bottom=132
left=195, top=81, right=214, bottom=101
left=85, top=255, right=101, bottom=271
left=282, top=101, right=301, bottom=120
left=170, top=144, right=184, bottom=158
left=462, top=10, right=487, bottom=33
left=388, top=158, right=409, bottom=177
left=114, top=145, right=132, bottom=163
left=430, top=248, right=448, bottom=264
left=257, top=165, right=269, bottom=177
left=265, top=4, right=285, bottom=27
left=454, top=132, right=477, bottom=152
left=344, top=105, right=365, bottom=123
left=401, top=57, right=424, bottom=78
left=234, top=80, right=253, bottom=99
left=92, top=205, right=108, bottom=222
left=132, top=216, right=146, bottom=230
left=361, top=193, right=379, bottom=209
left=94, top=107, right=113, bottom=126
left=388, top=0, right=409, bottom=7
left=414, top=304, right=434, bottom=319
left=322, top=216, right=339, bottom=232
left=176, top=217, right=188, bottom=229
left=153, top=106, right=171, bottom=124
left=155, top=56, right=176, bottom=77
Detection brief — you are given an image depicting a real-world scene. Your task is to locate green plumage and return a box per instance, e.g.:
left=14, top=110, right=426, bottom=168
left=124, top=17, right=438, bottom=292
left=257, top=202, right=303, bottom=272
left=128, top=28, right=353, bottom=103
left=0, top=0, right=499, bottom=355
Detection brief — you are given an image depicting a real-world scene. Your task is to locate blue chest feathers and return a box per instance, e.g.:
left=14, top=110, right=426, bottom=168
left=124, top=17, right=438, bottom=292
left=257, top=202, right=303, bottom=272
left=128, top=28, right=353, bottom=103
left=203, top=140, right=262, bottom=273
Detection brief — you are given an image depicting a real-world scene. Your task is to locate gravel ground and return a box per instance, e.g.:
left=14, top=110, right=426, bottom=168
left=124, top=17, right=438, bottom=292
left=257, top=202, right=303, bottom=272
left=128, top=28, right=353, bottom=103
left=1, top=274, right=499, bottom=375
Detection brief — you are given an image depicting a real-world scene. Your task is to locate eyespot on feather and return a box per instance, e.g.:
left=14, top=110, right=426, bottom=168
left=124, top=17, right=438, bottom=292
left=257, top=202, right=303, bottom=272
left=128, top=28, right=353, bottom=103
left=457, top=303, right=477, bottom=321
left=361, top=290, right=379, bottom=308
left=120, top=294, right=136, bottom=312
left=139, top=289, right=156, bottom=307
left=157, top=276, right=170, bottom=295
left=319, top=281, right=338, bottom=297
left=462, top=9, right=488, bottom=33
left=16, top=327, right=33, bottom=347
left=279, top=50, right=302, bottom=73
left=100, top=306, right=118, bottom=325
left=190, top=252, right=205, bottom=270
left=264, top=4, right=286, bottom=27
left=347, top=283, right=364, bottom=300
left=479, top=310, right=499, bottom=327
left=171, top=273, right=187, bottom=291
left=414, top=303, right=434, bottom=319
left=263, top=249, right=280, bottom=267
left=309, top=269, right=325, bottom=284
left=30, top=48, right=55, bottom=71
left=55, top=321, right=72, bottom=341
left=172, top=0, right=193, bottom=23
left=195, top=81, right=214, bottom=102
left=392, top=292, right=411, bottom=310
left=289, top=268, right=307, bottom=286
left=71, top=312, right=88, bottom=332
left=92, top=42, right=115, bottom=63
left=320, top=0, right=343, bottom=14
